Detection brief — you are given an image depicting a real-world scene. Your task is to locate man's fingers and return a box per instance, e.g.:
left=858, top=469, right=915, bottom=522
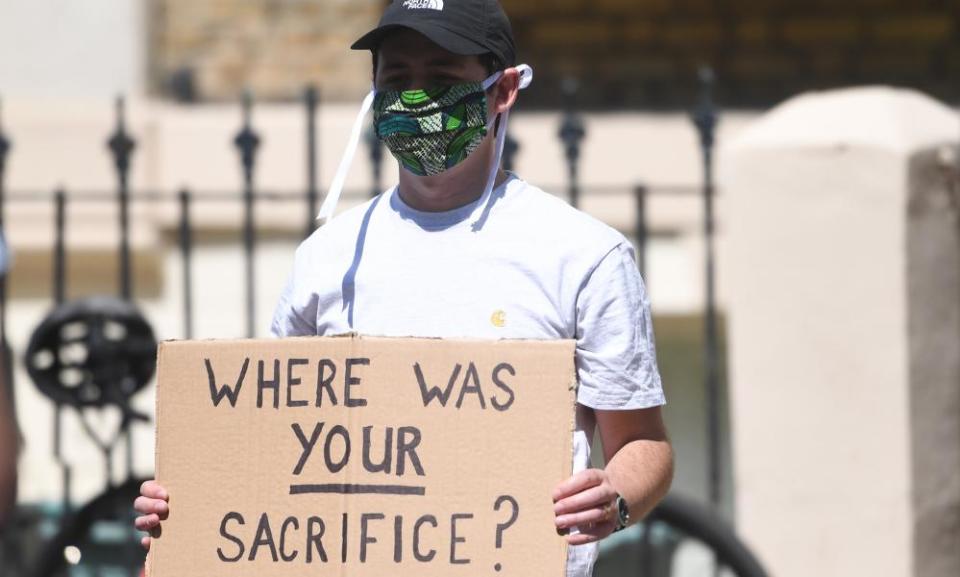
left=135, top=514, right=160, bottom=531
left=140, top=480, right=168, bottom=501
left=553, top=484, right=616, bottom=516
left=136, top=481, right=168, bottom=554
left=134, top=496, right=169, bottom=516
left=133, top=496, right=153, bottom=514
left=552, top=469, right=605, bottom=502
left=564, top=520, right=616, bottom=545
left=555, top=504, right=613, bottom=530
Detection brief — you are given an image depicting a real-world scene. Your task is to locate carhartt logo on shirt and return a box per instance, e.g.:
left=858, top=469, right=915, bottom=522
left=491, top=310, right=506, bottom=328
left=402, top=0, right=444, bottom=10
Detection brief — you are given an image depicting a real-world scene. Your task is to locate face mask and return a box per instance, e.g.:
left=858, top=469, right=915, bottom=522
left=316, top=64, right=533, bottom=226
left=372, top=72, right=501, bottom=177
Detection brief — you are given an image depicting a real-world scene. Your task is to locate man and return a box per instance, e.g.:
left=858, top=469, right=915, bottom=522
left=135, top=2, right=673, bottom=575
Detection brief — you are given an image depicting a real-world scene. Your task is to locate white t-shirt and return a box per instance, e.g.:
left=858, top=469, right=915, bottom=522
left=270, top=173, right=665, bottom=577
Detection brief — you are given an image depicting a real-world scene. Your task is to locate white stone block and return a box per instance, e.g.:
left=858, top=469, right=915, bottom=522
left=721, top=86, right=960, bottom=577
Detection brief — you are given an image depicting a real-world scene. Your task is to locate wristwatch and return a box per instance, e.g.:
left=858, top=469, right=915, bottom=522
left=613, top=494, right=630, bottom=532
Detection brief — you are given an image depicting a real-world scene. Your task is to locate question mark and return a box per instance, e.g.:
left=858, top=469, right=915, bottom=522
left=493, top=495, right=519, bottom=572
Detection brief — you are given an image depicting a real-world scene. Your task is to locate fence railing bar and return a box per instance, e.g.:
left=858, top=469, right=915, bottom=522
left=54, top=189, right=66, bottom=305
left=235, top=90, right=261, bottom=339
left=305, top=86, right=320, bottom=239
left=2, top=190, right=331, bottom=202
left=692, top=66, right=723, bottom=518
left=3, top=184, right=711, bottom=203
left=52, top=186, right=73, bottom=514
left=108, top=96, right=136, bottom=301
left=179, top=188, right=193, bottom=340
left=559, top=77, right=585, bottom=209
left=634, top=184, right=648, bottom=282
left=108, top=96, right=138, bottom=481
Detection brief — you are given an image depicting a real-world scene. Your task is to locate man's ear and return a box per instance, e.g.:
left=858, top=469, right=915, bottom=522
left=492, top=67, right=521, bottom=114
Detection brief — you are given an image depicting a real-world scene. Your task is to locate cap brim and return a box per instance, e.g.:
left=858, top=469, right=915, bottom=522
left=351, top=22, right=489, bottom=57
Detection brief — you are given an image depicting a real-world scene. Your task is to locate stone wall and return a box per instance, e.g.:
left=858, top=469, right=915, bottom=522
left=149, top=0, right=384, bottom=102
left=147, top=0, right=958, bottom=108
left=502, top=0, right=959, bottom=109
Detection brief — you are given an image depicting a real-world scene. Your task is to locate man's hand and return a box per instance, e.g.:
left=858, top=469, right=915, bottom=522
left=553, top=407, right=673, bottom=547
left=133, top=480, right=169, bottom=550
left=553, top=468, right=618, bottom=545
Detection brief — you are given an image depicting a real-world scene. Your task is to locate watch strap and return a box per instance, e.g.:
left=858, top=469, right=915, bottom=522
left=613, top=494, right=630, bottom=532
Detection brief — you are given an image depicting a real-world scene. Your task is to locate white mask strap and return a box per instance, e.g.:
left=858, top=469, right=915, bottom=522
left=482, top=71, right=503, bottom=90
left=471, top=64, right=533, bottom=231
left=316, top=88, right=376, bottom=224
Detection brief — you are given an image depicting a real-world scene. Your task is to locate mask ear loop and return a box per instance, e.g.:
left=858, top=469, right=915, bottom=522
left=471, top=64, right=534, bottom=231
left=316, top=88, right=377, bottom=224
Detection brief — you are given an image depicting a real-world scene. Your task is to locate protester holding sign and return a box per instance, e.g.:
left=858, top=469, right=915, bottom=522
left=135, top=1, right=673, bottom=575
left=148, top=337, right=580, bottom=576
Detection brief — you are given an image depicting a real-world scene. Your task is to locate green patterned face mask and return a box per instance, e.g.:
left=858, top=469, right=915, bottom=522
left=373, top=72, right=501, bottom=176
left=315, top=65, right=531, bottom=225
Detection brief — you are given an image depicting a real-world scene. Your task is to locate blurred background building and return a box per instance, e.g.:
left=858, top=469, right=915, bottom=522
left=0, top=1, right=958, bottom=576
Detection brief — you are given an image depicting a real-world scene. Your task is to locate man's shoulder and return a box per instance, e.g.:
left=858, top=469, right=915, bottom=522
left=508, top=178, right=628, bottom=252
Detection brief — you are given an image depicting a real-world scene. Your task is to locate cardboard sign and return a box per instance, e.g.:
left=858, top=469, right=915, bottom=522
left=147, top=335, right=576, bottom=577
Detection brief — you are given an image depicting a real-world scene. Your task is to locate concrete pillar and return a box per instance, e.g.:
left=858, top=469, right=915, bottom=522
left=721, top=87, right=960, bottom=577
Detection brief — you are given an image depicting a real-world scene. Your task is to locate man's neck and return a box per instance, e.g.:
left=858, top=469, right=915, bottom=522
left=396, top=141, right=509, bottom=212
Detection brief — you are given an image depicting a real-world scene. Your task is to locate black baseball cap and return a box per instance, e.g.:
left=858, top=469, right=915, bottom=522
left=351, top=0, right=517, bottom=68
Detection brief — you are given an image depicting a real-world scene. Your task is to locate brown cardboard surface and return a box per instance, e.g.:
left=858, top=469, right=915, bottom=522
left=147, top=335, right=576, bottom=577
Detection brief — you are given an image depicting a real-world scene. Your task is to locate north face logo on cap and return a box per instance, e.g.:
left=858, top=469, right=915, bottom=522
left=402, top=0, right=444, bottom=10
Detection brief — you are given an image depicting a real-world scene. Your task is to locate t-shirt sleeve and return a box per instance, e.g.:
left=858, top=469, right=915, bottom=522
left=574, top=241, right=665, bottom=410
left=269, top=245, right=319, bottom=338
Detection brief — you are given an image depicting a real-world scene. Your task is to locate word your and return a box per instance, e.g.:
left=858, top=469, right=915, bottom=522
left=290, top=421, right=425, bottom=477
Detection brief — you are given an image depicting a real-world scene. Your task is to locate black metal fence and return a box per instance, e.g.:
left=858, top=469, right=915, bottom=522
left=0, top=70, right=754, bottom=577
left=0, top=75, right=714, bottom=345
